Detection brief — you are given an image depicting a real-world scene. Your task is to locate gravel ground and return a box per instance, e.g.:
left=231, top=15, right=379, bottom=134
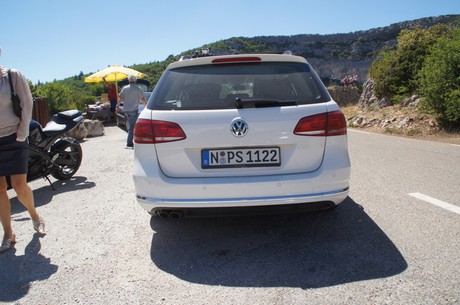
left=0, top=124, right=458, bottom=304
left=1, top=124, right=156, bottom=303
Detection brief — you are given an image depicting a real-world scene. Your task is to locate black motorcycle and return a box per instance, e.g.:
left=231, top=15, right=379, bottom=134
left=7, top=109, right=84, bottom=190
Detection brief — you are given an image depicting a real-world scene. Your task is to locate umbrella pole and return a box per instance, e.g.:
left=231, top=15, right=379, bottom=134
left=115, top=72, right=119, bottom=101
left=116, top=82, right=120, bottom=103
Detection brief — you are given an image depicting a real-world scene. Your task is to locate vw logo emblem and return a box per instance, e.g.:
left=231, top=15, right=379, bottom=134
left=230, top=118, right=248, bottom=137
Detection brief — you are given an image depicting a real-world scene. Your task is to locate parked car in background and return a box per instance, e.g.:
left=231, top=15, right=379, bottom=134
left=133, top=52, right=350, bottom=218
left=116, top=78, right=150, bottom=130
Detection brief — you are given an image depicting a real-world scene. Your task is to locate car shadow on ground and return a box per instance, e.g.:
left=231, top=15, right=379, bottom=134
left=10, top=176, right=96, bottom=215
left=149, top=197, right=408, bottom=289
left=0, top=233, right=58, bottom=302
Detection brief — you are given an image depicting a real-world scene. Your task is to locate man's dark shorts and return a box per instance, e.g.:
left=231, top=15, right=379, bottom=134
left=110, top=100, right=117, bottom=113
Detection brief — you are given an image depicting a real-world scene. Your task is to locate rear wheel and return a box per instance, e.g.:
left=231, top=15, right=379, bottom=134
left=50, top=139, right=83, bottom=180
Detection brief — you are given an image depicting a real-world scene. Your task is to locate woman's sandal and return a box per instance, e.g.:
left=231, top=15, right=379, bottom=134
left=33, top=217, right=46, bottom=234
left=0, top=234, right=16, bottom=253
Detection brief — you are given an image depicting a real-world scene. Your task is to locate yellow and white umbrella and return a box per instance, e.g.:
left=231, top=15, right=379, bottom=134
left=84, top=65, right=147, bottom=83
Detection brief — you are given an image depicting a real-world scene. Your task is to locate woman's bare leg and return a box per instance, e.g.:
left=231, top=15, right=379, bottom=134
left=0, top=177, right=14, bottom=241
left=9, top=174, right=40, bottom=222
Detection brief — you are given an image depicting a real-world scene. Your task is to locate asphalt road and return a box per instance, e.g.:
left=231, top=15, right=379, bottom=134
left=1, top=125, right=459, bottom=304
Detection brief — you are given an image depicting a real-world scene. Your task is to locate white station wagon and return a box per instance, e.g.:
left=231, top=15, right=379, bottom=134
left=133, top=53, right=350, bottom=218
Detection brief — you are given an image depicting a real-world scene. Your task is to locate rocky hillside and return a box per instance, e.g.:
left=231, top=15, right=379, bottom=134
left=340, top=80, right=460, bottom=144
left=203, top=15, right=459, bottom=81
left=342, top=102, right=460, bottom=144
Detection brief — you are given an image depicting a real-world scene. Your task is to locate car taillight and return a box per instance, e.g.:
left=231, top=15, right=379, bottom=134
left=293, top=110, right=347, bottom=136
left=134, top=119, right=186, bottom=144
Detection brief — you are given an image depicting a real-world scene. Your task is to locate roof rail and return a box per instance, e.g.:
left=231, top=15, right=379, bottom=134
left=179, top=49, right=294, bottom=61
left=192, top=48, right=212, bottom=58
left=180, top=48, right=213, bottom=61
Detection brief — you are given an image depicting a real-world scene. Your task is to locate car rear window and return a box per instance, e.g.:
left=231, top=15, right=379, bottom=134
left=148, top=62, right=331, bottom=110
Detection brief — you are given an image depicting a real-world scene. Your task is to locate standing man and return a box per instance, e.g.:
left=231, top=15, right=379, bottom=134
left=117, top=75, right=147, bottom=149
left=102, top=77, right=118, bottom=122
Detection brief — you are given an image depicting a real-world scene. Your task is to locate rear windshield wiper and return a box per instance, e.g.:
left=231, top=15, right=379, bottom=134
left=235, top=98, right=297, bottom=109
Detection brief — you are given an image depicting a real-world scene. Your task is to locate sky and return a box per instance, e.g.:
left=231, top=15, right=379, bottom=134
left=1, top=0, right=459, bottom=84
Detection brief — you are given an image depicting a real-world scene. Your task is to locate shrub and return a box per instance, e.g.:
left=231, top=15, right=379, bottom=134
left=418, top=27, right=460, bottom=128
left=369, top=25, right=450, bottom=103
left=33, top=81, right=92, bottom=115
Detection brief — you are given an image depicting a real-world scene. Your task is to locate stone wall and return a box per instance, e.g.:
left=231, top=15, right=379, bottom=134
left=327, top=86, right=361, bottom=106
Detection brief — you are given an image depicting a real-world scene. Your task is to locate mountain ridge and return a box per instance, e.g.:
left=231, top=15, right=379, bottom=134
left=186, top=14, right=459, bottom=81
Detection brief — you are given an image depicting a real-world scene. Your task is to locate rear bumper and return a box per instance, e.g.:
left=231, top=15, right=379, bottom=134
left=137, top=187, right=348, bottom=215
left=134, top=160, right=350, bottom=212
left=133, top=134, right=351, bottom=214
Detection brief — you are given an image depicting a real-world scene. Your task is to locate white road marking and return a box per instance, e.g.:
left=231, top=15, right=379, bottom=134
left=408, top=192, right=460, bottom=215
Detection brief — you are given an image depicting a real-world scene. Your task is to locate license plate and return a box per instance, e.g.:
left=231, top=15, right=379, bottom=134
left=201, top=147, right=281, bottom=169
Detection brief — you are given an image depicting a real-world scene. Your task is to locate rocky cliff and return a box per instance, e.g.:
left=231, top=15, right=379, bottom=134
left=206, top=15, right=459, bottom=80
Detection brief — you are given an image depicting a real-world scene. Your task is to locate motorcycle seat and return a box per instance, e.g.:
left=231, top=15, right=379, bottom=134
left=58, top=110, right=82, bottom=120
left=43, top=121, right=67, bottom=137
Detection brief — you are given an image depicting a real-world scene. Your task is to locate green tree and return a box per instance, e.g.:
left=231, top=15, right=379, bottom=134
left=34, top=82, right=72, bottom=114
left=418, top=27, right=460, bottom=128
left=368, top=49, right=399, bottom=98
left=34, top=81, right=93, bottom=114
left=369, top=24, right=450, bottom=103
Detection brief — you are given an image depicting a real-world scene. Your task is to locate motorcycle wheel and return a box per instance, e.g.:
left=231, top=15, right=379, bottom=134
left=50, top=139, right=83, bottom=180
